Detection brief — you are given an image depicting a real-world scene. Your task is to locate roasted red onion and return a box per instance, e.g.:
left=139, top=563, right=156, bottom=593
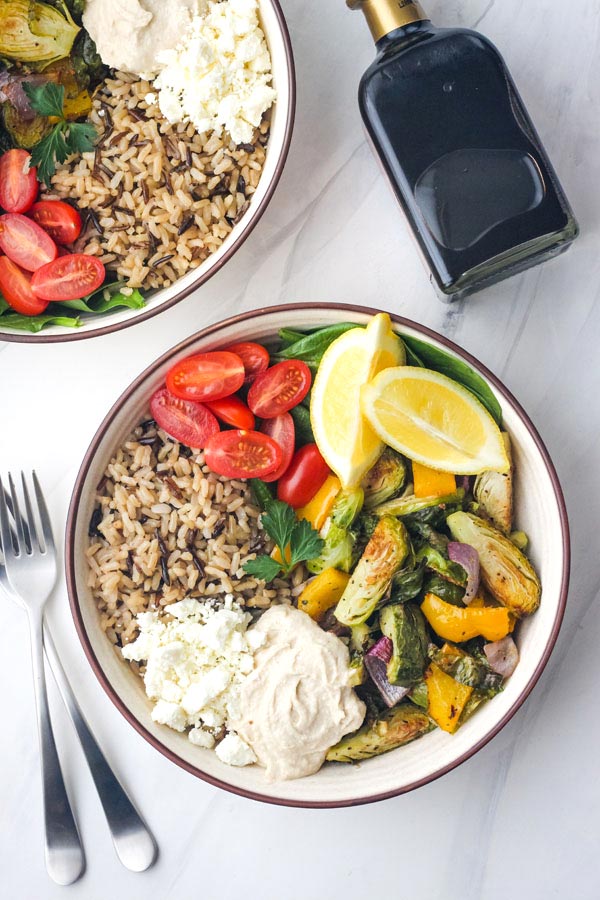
left=448, top=541, right=480, bottom=603
left=365, top=636, right=410, bottom=707
left=484, top=635, right=519, bottom=678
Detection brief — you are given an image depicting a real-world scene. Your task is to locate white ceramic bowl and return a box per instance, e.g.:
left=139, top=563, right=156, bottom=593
left=66, top=304, right=569, bottom=807
left=0, top=1, right=295, bottom=344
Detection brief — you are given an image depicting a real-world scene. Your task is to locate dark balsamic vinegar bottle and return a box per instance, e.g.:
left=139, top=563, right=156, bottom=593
left=349, top=0, right=579, bottom=300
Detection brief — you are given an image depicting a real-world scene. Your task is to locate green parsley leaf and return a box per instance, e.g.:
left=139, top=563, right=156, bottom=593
left=260, top=500, right=297, bottom=561
left=66, top=122, right=97, bottom=154
left=242, top=556, right=284, bottom=583
left=29, top=125, right=70, bottom=186
left=290, top=518, right=324, bottom=568
left=22, top=82, right=65, bottom=118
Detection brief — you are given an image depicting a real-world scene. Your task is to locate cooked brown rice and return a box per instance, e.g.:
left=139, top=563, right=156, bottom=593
left=86, top=418, right=305, bottom=658
left=47, top=73, right=270, bottom=289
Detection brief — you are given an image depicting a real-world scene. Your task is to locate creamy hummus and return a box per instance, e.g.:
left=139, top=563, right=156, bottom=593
left=231, top=606, right=366, bottom=782
left=83, top=0, right=202, bottom=75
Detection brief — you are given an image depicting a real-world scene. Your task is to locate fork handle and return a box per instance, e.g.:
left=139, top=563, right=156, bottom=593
left=44, top=630, right=157, bottom=872
left=27, top=611, right=85, bottom=885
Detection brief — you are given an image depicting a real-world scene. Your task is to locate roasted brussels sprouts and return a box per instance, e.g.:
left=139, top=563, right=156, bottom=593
left=331, top=486, right=364, bottom=529
left=334, top=516, right=410, bottom=626
left=374, top=488, right=465, bottom=519
left=416, top=544, right=468, bottom=587
left=380, top=604, right=429, bottom=685
left=307, top=486, right=363, bottom=574
left=447, top=512, right=541, bottom=617
left=474, top=433, right=513, bottom=534
left=429, top=642, right=504, bottom=696
left=0, top=1, right=80, bottom=68
left=390, top=558, right=425, bottom=604
left=326, top=704, right=434, bottom=762
left=362, top=449, right=407, bottom=508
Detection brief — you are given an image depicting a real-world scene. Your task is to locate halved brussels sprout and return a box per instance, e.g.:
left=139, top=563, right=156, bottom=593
left=326, top=704, right=434, bottom=762
left=447, top=512, right=541, bottom=617
left=362, top=448, right=407, bottom=509
left=307, top=486, right=364, bottom=574
left=380, top=604, right=429, bottom=685
left=334, top=516, right=410, bottom=626
left=474, top=433, right=513, bottom=534
left=374, top=488, right=465, bottom=518
left=0, top=1, right=80, bottom=68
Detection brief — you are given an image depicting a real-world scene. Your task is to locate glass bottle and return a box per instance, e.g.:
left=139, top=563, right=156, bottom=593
left=349, top=0, right=579, bottom=300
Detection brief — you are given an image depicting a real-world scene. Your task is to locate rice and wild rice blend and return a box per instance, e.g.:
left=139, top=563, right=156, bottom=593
left=46, top=73, right=270, bottom=290
left=86, top=418, right=306, bottom=665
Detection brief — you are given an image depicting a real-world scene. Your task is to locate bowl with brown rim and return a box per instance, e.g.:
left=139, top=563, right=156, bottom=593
left=66, top=303, right=569, bottom=807
left=0, top=0, right=295, bottom=344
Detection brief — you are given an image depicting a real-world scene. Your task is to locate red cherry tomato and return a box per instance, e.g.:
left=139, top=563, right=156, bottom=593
left=205, top=396, right=255, bottom=430
left=0, top=150, right=38, bottom=214
left=259, top=413, right=295, bottom=483
left=0, top=256, right=49, bottom=315
left=247, top=360, right=312, bottom=418
left=0, top=213, right=57, bottom=271
left=277, top=444, right=330, bottom=508
left=224, top=341, right=270, bottom=384
left=204, top=430, right=283, bottom=479
left=150, top=387, right=220, bottom=449
left=166, top=351, right=245, bottom=403
left=30, top=200, right=82, bottom=244
left=31, top=253, right=105, bottom=301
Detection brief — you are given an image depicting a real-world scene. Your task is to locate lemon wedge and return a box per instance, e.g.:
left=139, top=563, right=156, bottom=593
left=361, top=366, right=509, bottom=475
left=311, top=314, right=405, bottom=488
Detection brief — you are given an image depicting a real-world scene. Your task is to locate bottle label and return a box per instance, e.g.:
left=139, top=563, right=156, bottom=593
left=350, top=0, right=428, bottom=43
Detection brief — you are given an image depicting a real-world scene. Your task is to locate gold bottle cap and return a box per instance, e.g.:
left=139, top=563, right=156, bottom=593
left=347, top=0, right=428, bottom=43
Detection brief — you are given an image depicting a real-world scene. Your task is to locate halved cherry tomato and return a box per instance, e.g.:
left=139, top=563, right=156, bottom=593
left=277, top=443, right=330, bottom=508
left=247, top=360, right=312, bottom=418
left=166, top=352, right=245, bottom=403
left=31, top=253, right=105, bottom=301
left=150, top=387, right=219, bottom=449
left=0, top=213, right=57, bottom=271
left=224, top=341, right=270, bottom=384
left=30, top=200, right=82, bottom=245
left=205, top=396, right=255, bottom=430
left=204, top=430, right=283, bottom=479
left=0, top=256, right=49, bottom=315
left=260, top=413, right=295, bottom=483
left=0, top=150, right=38, bottom=214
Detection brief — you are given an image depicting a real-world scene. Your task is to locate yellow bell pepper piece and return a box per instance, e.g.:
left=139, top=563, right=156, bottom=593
left=412, top=462, right=457, bottom=499
left=421, top=592, right=514, bottom=643
left=272, top=475, right=341, bottom=565
left=298, top=568, right=350, bottom=621
left=425, top=663, right=473, bottom=733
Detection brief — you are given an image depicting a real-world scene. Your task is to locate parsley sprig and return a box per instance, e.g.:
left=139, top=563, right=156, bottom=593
left=243, top=499, right=324, bottom=583
left=22, top=82, right=97, bottom=185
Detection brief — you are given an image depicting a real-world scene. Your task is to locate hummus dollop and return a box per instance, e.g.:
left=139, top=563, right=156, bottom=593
left=231, top=605, right=366, bottom=782
left=83, top=0, right=201, bottom=75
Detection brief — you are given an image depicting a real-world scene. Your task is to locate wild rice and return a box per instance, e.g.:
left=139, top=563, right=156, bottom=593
left=87, top=419, right=306, bottom=655
left=46, top=73, right=270, bottom=289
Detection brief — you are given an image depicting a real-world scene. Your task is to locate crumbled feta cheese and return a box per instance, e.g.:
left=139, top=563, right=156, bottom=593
left=154, top=0, right=276, bottom=144
left=215, top=733, right=256, bottom=767
left=122, top=596, right=262, bottom=764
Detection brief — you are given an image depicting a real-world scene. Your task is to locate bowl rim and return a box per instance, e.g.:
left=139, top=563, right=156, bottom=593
left=65, top=302, right=570, bottom=807
left=0, top=0, right=296, bottom=346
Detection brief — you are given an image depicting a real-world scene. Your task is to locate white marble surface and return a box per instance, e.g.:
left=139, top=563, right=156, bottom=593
left=1, top=0, right=599, bottom=897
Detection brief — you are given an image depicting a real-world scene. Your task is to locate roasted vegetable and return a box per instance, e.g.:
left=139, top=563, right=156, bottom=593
left=364, top=636, right=411, bottom=707
left=421, top=592, right=514, bottom=643
left=297, top=475, right=341, bottom=532
left=408, top=680, right=428, bottom=709
left=380, top=603, right=429, bottom=685
left=484, top=635, right=519, bottom=678
left=362, top=448, right=407, bottom=508
left=416, top=544, right=468, bottom=587
left=390, top=558, right=425, bottom=604
left=374, top=488, right=465, bottom=518
left=425, top=663, right=473, bottom=733
left=297, top=567, right=350, bottom=621
left=2, top=101, right=51, bottom=147
left=331, top=485, right=364, bottom=529
left=424, top=573, right=465, bottom=606
left=0, top=1, right=80, bottom=68
left=447, top=512, right=541, bottom=617
left=326, top=704, right=434, bottom=762
left=474, top=433, right=513, bottom=534
left=335, top=516, right=410, bottom=626
left=429, top=642, right=504, bottom=696
left=412, top=462, right=456, bottom=499
left=306, top=486, right=363, bottom=575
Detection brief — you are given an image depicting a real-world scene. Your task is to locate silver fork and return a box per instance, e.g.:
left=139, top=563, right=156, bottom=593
left=0, top=476, right=157, bottom=877
left=0, top=472, right=84, bottom=885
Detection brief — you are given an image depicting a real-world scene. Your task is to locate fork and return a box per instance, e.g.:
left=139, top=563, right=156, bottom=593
left=0, top=472, right=84, bottom=885
left=0, top=475, right=158, bottom=878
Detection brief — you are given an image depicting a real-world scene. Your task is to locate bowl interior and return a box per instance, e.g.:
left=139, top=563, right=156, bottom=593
left=67, top=306, right=568, bottom=806
left=0, top=0, right=294, bottom=343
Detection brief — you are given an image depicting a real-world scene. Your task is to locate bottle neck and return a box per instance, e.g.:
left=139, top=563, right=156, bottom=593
left=348, top=0, right=429, bottom=43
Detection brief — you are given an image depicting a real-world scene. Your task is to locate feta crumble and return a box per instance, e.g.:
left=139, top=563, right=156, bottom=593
left=122, top=595, right=262, bottom=766
left=154, top=0, right=277, bottom=145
